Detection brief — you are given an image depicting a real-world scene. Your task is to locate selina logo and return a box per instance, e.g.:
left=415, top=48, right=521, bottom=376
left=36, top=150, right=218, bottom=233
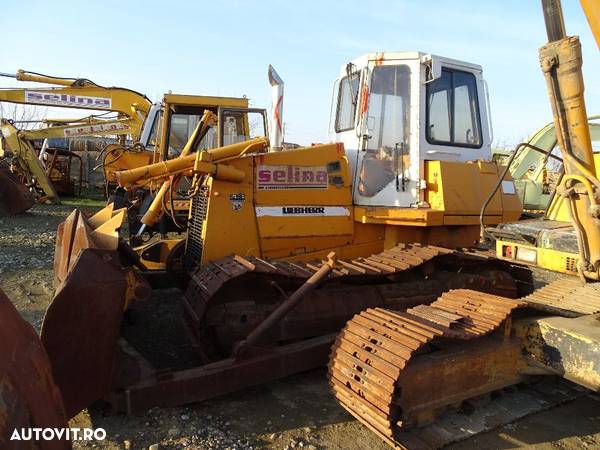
left=64, top=122, right=130, bottom=137
left=257, top=165, right=328, bottom=190
left=11, top=427, right=106, bottom=441
left=25, top=91, right=112, bottom=109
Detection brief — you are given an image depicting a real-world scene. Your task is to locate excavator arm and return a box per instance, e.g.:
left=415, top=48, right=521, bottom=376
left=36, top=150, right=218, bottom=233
left=0, top=70, right=153, bottom=209
left=0, top=69, right=152, bottom=139
left=0, top=113, right=146, bottom=206
left=0, top=119, right=59, bottom=203
left=539, top=0, right=600, bottom=280
left=19, top=116, right=135, bottom=140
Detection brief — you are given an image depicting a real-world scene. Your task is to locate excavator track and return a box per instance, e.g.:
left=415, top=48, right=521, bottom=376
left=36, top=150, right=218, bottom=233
left=183, top=243, right=530, bottom=362
left=328, top=290, right=525, bottom=449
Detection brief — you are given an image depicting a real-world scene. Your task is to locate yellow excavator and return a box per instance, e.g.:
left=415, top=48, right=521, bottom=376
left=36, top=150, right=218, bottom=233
left=0, top=69, right=152, bottom=211
left=0, top=116, right=147, bottom=207
left=496, top=115, right=599, bottom=212
left=0, top=70, right=257, bottom=224
left=0, top=69, right=151, bottom=138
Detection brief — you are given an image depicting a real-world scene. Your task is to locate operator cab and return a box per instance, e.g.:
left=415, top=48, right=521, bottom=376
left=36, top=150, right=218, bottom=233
left=330, top=52, right=492, bottom=208
left=139, top=94, right=267, bottom=159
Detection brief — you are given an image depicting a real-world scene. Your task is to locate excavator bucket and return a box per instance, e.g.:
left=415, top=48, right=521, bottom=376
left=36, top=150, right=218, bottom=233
left=0, top=167, right=35, bottom=215
left=42, top=204, right=150, bottom=418
left=0, top=288, right=69, bottom=450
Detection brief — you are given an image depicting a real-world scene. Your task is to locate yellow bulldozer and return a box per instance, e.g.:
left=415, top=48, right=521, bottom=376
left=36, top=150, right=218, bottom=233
left=42, top=35, right=532, bottom=422
left=2, top=1, right=600, bottom=449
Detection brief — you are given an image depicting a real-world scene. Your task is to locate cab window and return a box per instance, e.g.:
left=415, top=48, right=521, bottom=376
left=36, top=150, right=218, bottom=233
left=335, top=73, right=360, bottom=132
left=168, top=113, right=203, bottom=156
left=220, top=109, right=267, bottom=146
left=426, top=68, right=482, bottom=148
left=359, top=65, right=411, bottom=197
left=145, top=110, right=163, bottom=151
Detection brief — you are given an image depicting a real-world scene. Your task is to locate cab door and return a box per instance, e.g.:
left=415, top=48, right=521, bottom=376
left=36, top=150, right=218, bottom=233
left=352, top=59, right=420, bottom=207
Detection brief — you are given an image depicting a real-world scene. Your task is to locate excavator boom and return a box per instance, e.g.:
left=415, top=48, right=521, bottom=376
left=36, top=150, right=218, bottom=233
left=0, top=69, right=152, bottom=138
left=0, top=70, right=154, bottom=211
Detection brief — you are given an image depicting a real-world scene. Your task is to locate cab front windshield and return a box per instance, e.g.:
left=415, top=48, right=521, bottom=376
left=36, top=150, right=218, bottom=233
left=359, top=64, right=411, bottom=197
left=146, top=108, right=216, bottom=157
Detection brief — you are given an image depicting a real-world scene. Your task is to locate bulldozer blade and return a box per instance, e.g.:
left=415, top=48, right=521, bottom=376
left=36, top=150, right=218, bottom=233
left=42, top=248, right=132, bottom=419
left=0, top=288, right=69, bottom=450
left=45, top=203, right=151, bottom=418
left=0, top=167, right=35, bottom=215
left=54, top=204, right=125, bottom=286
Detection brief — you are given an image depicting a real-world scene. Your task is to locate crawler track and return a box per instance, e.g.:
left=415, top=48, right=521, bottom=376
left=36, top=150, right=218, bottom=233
left=523, top=277, right=600, bottom=317
left=329, top=290, right=525, bottom=449
left=183, top=243, right=529, bottom=362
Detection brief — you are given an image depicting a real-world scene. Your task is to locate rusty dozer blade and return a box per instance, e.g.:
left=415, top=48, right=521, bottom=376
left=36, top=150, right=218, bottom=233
left=0, top=288, right=69, bottom=450
left=53, top=203, right=125, bottom=286
left=43, top=203, right=151, bottom=418
left=0, top=167, right=35, bottom=215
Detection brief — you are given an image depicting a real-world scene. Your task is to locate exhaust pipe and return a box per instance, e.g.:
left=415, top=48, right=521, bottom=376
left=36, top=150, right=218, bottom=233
left=268, top=65, right=284, bottom=151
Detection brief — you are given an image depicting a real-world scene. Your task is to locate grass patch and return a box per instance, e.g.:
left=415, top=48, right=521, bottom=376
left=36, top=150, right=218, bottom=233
left=60, top=197, right=106, bottom=207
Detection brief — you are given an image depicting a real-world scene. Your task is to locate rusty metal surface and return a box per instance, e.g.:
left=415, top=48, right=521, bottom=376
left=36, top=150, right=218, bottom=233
left=42, top=249, right=129, bottom=419
left=54, top=205, right=126, bottom=287
left=0, top=288, right=70, bottom=450
left=183, top=244, right=524, bottom=361
left=95, top=245, right=528, bottom=414
left=46, top=203, right=151, bottom=418
left=516, top=311, right=600, bottom=391
left=523, top=277, right=600, bottom=316
left=39, top=240, right=529, bottom=416
left=105, top=334, right=335, bottom=415
left=53, top=209, right=88, bottom=286
left=0, top=167, right=35, bottom=215
left=328, top=290, right=524, bottom=448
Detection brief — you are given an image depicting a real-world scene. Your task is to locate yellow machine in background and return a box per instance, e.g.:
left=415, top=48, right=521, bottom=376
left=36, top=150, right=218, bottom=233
left=494, top=116, right=600, bottom=212
left=0, top=115, right=150, bottom=205
left=0, top=69, right=151, bottom=138
left=0, top=69, right=152, bottom=208
left=108, top=93, right=268, bottom=244
left=492, top=151, right=600, bottom=275
left=491, top=1, right=600, bottom=279
left=101, top=92, right=252, bottom=186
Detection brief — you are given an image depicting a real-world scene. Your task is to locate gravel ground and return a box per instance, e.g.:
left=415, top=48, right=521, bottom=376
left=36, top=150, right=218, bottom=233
left=2, top=204, right=600, bottom=450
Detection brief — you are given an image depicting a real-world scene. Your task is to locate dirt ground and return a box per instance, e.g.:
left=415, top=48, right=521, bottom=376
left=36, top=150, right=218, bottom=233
left=2, top=204, right=600, bottom=450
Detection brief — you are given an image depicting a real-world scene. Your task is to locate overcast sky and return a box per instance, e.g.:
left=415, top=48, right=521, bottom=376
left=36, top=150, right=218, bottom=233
left=1, top=0, right=598, bottom=147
